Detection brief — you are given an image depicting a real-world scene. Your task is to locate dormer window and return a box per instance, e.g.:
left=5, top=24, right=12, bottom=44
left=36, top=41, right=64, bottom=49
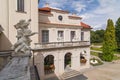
left=17, top=0, right=24, bottom=12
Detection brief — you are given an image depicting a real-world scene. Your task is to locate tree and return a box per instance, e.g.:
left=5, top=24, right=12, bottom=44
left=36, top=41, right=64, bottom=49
left=102, top=19, right=117, bottom=61
left=115, top=17, right=120, bottom=49
left=90, top=29, right=104, bottom=43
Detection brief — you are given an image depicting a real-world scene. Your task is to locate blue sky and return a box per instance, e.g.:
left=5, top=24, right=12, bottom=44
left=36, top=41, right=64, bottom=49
left=39, top=0, right=120, bottom=30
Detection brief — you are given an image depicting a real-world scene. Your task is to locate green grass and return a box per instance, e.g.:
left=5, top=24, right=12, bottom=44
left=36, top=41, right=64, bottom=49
left=114, top=51, right=120, bottom=54
left=90, top=51, right=99, bottom=57
left=113, top=55, right=120, bottom=60
left=91, top=47, right=102, bottom=51
left=91, top=43, right=102, bottom=46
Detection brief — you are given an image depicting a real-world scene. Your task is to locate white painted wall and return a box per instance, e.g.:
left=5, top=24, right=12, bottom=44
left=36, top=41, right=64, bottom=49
left=39, top=10, right=81, bottom=25
left=34, top=47, right=90, bottom=79
left=0, top=0, right=38, bottom=50
left=39, top=26, right=83, bottom=43
left=39, top=9, right=90, bottom=44
left=82, top=29, right=90, bottom=41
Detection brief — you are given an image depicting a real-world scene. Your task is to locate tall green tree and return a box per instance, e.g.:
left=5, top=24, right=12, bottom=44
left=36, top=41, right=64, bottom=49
left=102, top=19, right=117, bottom=61
left=115, top=17, right=120, bottom=49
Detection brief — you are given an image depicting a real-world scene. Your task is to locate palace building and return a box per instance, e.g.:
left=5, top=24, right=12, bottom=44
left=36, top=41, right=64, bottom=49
left=0, top=0, right=91, bottom=79
left=33, top=4, right=92, bottom=80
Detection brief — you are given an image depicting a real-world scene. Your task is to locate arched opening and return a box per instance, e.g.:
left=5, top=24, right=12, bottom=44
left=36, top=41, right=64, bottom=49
left=44, top=55, right=55, bottom=75
left=80, top=51, right=87, bottom=65
left=64, top=53, right=72, bottom=70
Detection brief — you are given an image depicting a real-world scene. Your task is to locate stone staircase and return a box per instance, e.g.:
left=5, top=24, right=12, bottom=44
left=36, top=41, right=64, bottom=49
left=60, top=70, right=81, bottom=80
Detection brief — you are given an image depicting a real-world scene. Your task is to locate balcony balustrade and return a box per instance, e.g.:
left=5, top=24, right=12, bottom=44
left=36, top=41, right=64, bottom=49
left=34, top=41, right=90, bottom=49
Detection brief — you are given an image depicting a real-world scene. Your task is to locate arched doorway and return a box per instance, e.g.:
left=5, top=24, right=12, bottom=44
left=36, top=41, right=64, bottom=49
left=80, top=52, right=87, bottom=65
left=44, top=55, right=55, bottom=75
left=64, top=53, right=72, bottom=70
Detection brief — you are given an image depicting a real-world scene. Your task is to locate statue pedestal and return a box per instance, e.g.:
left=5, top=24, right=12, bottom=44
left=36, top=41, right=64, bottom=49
left=0, top=53, right=31, bottom=80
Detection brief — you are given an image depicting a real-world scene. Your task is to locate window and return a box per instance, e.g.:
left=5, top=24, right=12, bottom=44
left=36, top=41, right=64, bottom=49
left=71, top=31, right=75, bottom=41
left=17, top=0, right=24, bottom=12
left=81, top=32, right=84, bottom=41
left=42, top=30, right=49, bottom=43
left=58, top=31, right=64, bottom=38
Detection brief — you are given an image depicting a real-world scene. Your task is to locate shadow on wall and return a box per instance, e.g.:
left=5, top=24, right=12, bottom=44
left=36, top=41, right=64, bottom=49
left=0, top=33, right=12, bottom=51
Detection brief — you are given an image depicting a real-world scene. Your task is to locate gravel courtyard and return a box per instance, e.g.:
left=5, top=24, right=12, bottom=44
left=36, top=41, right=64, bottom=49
left=83, top=62, right=120, bottom=80
left=67, top=62, right=120, bottom=80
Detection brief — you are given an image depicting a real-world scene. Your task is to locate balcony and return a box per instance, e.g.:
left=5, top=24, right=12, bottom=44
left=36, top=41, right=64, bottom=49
left=34, top=41, right=90, bottom=50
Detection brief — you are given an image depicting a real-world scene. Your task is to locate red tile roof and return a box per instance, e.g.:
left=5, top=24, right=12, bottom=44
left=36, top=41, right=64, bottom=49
left=68, top=16, right=82, bottom=20
left=80, top=22, right=92, bottom=29
left=38, top=7, right=69, bottom=13
left=39, top=7, right=51, bottom=12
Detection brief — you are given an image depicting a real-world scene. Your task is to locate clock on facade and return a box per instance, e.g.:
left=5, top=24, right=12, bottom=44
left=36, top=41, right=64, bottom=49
left=58, top=15, right=63, bottom=21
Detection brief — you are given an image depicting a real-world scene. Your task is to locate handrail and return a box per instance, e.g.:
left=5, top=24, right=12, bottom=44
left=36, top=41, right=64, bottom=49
left=35, top=41, right=89, bottom=45
left=34, top=41, right=90, bottom=49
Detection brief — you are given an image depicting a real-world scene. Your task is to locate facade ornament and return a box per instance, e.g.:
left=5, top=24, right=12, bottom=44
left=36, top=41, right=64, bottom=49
left=12, top=19, right=36, bottom=55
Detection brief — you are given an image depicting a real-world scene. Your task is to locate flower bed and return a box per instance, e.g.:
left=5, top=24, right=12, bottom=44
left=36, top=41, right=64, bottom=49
left=90, top=58, right=103, bottom=66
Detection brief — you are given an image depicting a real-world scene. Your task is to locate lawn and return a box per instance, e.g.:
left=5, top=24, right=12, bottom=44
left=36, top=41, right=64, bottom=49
left=91, top=43, right=102, bottom=46
left=91, top=51, right=120, bottom=61
left=91, top=47, right=102, bottom=51
left=113, top=55, right=120, bottom=60
left=90, top=51, right=99, bottom=57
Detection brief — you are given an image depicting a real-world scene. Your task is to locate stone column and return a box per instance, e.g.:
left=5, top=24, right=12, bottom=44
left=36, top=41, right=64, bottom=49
left=71, top=50, right=80, bottom=71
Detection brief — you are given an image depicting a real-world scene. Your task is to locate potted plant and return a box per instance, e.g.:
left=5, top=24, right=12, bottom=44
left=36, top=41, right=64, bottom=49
left=50, top=64, right=55, bottom=71
left=80, top=58, right=87, bottom=63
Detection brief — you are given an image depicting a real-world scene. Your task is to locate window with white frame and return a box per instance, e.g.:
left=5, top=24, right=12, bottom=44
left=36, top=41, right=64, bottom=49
left=58, top=31, right=64, bottom=39
left=17, top=0, right=24, bottom=12
left=42, top=30, right=49, bottom=43
left=71, top=31, right=75, bottom=41
left=81, top=32, right=84, bottom=41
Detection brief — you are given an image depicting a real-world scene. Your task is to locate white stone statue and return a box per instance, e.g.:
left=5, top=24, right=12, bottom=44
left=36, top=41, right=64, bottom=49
left=12, top=19, right=36, bottom=55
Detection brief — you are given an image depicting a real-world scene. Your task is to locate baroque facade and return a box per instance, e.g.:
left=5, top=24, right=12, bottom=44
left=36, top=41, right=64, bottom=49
left=0, top=0, right=91, bottom=79
left=33, top=4, right=92, bottom=80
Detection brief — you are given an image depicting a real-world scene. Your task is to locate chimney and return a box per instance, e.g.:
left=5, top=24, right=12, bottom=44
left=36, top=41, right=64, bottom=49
left=45, top=3, right=49, bottom=7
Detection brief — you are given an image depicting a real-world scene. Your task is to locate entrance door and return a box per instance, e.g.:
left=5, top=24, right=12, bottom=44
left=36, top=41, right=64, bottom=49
left=64, top=53, right=72, bottom=71
left=44, top=55, right=55, bottom=75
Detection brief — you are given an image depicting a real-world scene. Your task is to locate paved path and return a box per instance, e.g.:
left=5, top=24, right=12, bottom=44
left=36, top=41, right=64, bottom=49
left=66, top=62, right=120, bottom=80
left=84, top=63, right=120, bottom=80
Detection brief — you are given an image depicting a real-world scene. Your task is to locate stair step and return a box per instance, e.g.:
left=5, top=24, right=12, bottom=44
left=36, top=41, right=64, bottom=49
left=60, top=70, right=81, bottom=80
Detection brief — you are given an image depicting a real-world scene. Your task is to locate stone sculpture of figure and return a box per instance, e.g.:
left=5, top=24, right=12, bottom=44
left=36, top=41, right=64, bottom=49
left=12, top=19, right=36, bottom=55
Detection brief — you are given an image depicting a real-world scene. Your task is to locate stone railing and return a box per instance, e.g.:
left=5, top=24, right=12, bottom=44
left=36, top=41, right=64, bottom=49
left=34, top=41, right=90, bottom=49
left=0, top=52, right=11, bottom=71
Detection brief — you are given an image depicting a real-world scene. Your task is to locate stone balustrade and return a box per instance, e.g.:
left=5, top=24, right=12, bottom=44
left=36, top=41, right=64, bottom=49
left=34, top=41, right=90, bottom=49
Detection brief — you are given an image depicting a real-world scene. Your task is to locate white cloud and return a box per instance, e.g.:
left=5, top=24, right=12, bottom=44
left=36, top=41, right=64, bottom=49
left=42, top=0, right=67, bottom=9
left=87, top=0, right=94, bottom=3
left=40, top=0, right=120, bottom=30
left=72, top=1, right=86, bottom=13
left=81, top=0, right=120, bottom=30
